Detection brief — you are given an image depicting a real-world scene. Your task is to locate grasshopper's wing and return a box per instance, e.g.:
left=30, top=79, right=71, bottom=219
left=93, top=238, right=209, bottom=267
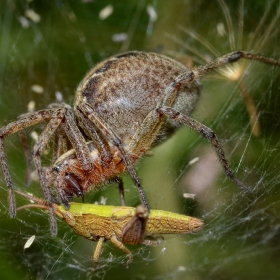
left=122, top=205, right=148, bottom=245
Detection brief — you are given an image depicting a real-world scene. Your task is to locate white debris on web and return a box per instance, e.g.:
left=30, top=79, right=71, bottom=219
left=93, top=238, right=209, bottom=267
left=182, top=147, right=222, bottom=202
left=55, top=91, right=64, bottom=102
left=147, top=5, right=157, bottom=22
left=27, top=100, right=35, bottom=112
left=18, top=16, right=29, bottom=28
left=188, top=157, right=199, bottom=165
left=24, top=192, right=35, bottom=204
left=31, top=85, right=44, bottom=94
left=93, top=197, right=108, bottom=205
left=217, top=22, right=226, bottom=36
left=30, top=170, right=38, bottom=182
left=112, top=33, right=128, bottom=42
left=99, top=5, right=113, bottom=20
left=183, top=193, right=196, bottom=199
left=67, top=11, right=77, bottom=22
left=24, top=235, right=36, bottom=250
left=107, top=253, right=114, bottom=263
left=177, top=266, right=186, bottom=272
left=25, top=9, right=41, bottom=23
left=100, top=196, right=107, bottom=205
left=30, top=131, right=39, bottom=142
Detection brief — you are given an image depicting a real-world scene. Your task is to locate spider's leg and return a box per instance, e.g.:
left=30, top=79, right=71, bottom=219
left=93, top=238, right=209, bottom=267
left=33, top=109, right=73, bottom=236
left=18, top=130, right=32, bottom=187
left=51, top=108, right=98, bottom=207
left=150, top=52, right=280, bottom=121
left=239, top=51, right=280, bottom=66
left=107, top=177, right=126, bottom=206
left=125, top=51, right=280, bottom=194
left=116, top=177, right=125, bottom=206
left=75, top=106, right=113, bottom=167
left=0, top=139, right=16, bottom=217
left=127, top=75, right=184, bottom=157
left=53, top=126, right=72, bottom=163
left=0, top=109, right=55, bottom=218
left=162, top=51, right=280, bottom=98
left=77, top=104, right=150, bottom=211
left=157, top=106, right=252, bottom=193
left=59, top=108, right=93, bottom=173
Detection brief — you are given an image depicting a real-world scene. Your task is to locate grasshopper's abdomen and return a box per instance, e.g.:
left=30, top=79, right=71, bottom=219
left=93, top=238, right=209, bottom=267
left=146, top=210, right=203, bottom=235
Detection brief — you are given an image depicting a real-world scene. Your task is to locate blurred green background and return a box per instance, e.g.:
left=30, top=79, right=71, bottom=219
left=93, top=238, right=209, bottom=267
left=0, top=0, right=280, bottom=279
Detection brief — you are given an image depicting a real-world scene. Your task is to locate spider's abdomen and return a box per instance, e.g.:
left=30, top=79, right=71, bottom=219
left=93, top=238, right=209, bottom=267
left=75, top=51, right=200, bottom=146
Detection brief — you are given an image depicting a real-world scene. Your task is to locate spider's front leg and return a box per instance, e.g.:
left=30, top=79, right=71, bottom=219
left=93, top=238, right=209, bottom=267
left=0, top=109, right=55, bottom=219
left=50, top=108, right=96, bottom=208
left=107, top=177, right=126, bottom=206
left=0, top=105, right=95, bottom=235
left=53, top=126, right=72, bottom=163
left=28, top=107, right=94, bottom=233
left=32, top=109, right=71, bottom=235
left=19, top=106, right=93, bottom=235
left=0, top=138, right=16, bottom=217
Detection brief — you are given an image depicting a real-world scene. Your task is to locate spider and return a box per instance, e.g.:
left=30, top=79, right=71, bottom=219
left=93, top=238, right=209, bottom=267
left=0, top=50, right=279, bottom=235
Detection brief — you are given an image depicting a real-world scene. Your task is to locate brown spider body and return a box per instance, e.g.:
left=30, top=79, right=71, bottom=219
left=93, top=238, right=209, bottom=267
left=75, top=52, right=200, bottom=147
left=53, top=51, right=200, bottom=206
left=1, top=50, right=279, bottom=235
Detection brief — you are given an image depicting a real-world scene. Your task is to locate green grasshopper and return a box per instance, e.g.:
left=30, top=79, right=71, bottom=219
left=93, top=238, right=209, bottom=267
left=16, top=190, right=203, bottom=267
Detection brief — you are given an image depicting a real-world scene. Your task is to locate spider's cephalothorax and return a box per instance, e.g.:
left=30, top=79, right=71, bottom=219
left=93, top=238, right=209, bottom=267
left=1, top=51, right=279, bottom=235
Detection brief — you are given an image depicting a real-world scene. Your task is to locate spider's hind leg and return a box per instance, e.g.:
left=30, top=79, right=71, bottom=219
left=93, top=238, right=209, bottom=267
left=157, top=106, right=252, bottom=193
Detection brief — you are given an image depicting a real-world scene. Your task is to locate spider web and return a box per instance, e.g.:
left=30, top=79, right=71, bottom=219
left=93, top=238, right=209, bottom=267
left=0, top=0, right=280, bottom=279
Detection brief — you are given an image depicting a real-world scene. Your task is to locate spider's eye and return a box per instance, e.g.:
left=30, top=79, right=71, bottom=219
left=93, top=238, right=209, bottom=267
left=53, top=166, right=60, bottom=173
